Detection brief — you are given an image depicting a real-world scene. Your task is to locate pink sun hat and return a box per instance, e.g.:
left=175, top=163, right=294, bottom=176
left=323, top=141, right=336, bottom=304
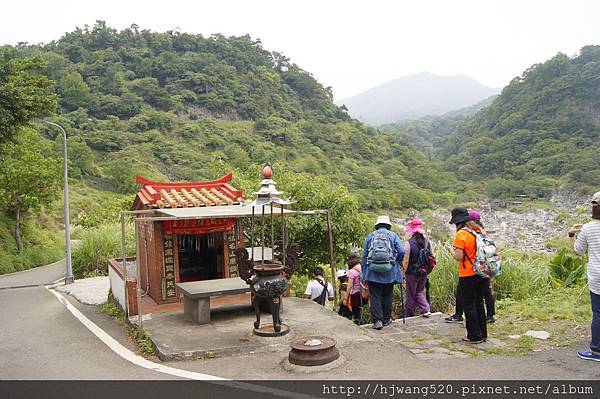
left=405, top=219, right=425, bottom=236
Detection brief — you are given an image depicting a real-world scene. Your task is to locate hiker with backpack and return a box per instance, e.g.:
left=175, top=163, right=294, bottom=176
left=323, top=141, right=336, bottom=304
left=445, top=210, right=496, bottom=324
left=361, top=215, right=405, bottom=330
left=571, top=191, right=600, bottom=362
left=447, top=207, right=501, bottom=343
left=336, top=269, right=353, bottom=319
left=345, top=253, right=368, bottom=324
left=304, top=267, right=334, bottom=307
left=402, top=219, right=434, bottom=317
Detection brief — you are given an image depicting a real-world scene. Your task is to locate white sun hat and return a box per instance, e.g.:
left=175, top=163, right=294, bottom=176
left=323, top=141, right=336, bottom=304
left=335, top=269, right=348, bottom=279
left=375, top=215, right=392, bottom=227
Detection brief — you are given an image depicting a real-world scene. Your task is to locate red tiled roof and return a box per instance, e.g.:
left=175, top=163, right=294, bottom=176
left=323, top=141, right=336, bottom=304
left=134, top=173, right=245, bottom=209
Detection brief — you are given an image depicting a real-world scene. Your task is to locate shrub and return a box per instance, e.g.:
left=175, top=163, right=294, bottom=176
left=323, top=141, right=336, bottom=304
left=73, top=196, right=132, bottom=228
left=0, top=216, right=65, bottom=275
left=290, top=274, right=310, bottom=298
left=72, top=223, right=134, bottom=278
left=549, top=248, right=586, bottom=287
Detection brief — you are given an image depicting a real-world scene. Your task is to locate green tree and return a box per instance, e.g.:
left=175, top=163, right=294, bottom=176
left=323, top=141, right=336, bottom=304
left=58, top=71, right=91, bottom=111
left=0, top=47, right=56, bottom=143
left=276, top=170, right=371, bottom=273
left=0, top=129, right=61, bottom=254
left=53, top=135, right=97, bottom=178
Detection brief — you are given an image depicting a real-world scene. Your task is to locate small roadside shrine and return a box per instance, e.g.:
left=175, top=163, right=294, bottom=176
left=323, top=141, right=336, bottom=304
left=130, top=173, right=246, bottom=305
left=109, top=168, right=337, bottom=324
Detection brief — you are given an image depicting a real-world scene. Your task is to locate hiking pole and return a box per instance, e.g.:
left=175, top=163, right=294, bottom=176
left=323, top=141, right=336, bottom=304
left=575, top=282, right=589, bottom=304
left=358, top=294, right=364, bottom=325
left=400, top=281, right=406, bottom=324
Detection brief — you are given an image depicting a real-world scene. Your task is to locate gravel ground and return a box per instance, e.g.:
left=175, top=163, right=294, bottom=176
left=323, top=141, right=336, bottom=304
left=54, top=276, right=110, bottom=305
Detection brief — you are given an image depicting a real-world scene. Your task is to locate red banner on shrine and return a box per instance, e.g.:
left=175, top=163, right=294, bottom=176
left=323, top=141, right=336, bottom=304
left=163, top=218, right=235, bottom=235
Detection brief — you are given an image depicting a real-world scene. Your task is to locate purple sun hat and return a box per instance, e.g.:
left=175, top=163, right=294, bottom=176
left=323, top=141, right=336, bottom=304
left=468, top=210, right=481, bottom=222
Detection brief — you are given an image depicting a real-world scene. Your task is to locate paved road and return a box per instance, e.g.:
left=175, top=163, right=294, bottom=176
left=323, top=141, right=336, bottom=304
left=0, top=259, right=66, bottom=289
left=0, top=285, right=176, bottom=379
left=0, top=240, right=84, bottom=289
left=0, top=264, right=307, bottom=398
left=0, top=259, right=176, bottom=379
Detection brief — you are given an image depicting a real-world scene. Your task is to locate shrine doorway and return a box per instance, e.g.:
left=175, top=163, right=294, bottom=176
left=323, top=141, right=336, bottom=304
left=177, top=233, right=224, bottom=282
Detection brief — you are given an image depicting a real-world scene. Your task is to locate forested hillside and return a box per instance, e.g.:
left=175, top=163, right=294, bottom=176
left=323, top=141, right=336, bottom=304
left=3, top=22, right=599, bottom=276
left=380, top=115, right=465, bottom=160
left=15, top=21, right=462, bottom=211
left=440, top=46, right=600, bottom=197
left=380, top=96, right=497, bottom=159
left=384, top=47, right=600, bottom=198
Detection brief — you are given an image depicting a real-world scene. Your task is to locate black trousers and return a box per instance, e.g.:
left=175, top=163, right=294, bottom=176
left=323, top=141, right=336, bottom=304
left=455, top=279, right=494, bottom=317
left=369, top=282, right=394, bottom=323
left=459, top=275, right=488, bottom=341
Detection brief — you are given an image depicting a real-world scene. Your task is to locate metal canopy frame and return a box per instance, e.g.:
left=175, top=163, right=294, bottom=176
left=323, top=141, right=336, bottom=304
left=119, top=207, right=336, bottom=328
left=137, top=206, right=319, bottom=222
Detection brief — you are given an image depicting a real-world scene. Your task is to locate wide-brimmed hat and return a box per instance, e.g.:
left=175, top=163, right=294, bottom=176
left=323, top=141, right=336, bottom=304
left=375, top=215, right=392, bottom=228
left=449, top=207, right=470, bottom=224
left=335, top=269, right=348, bottom=279
left=591, top=192, right=600, bottom=205
left=468, top=210, right=481, bottom=222
left=405, top=219, right=425, bottom=236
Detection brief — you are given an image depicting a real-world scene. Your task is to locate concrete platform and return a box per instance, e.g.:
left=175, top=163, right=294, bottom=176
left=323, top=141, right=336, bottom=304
left=144, top=297, right=373, bottom=361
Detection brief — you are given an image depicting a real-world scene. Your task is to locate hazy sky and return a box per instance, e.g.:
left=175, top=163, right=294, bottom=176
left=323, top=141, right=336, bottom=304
left=2, top=0, right=599, bottom=100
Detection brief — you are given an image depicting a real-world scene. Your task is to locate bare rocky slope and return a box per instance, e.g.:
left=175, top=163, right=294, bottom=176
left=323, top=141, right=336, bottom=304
left=395, top=191, right=589, bottom=253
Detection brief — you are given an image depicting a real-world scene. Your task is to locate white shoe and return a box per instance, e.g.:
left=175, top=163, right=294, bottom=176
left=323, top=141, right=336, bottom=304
left=422, top=311, right=431, bottom=317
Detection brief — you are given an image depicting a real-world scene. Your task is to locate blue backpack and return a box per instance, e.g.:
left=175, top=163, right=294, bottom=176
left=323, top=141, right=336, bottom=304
left=367, top=230, right=394, bottom=272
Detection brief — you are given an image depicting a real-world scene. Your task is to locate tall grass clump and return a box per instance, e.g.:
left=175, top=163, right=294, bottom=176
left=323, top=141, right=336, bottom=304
left=72, top=223, right=134, bottom=278
left=426, top=244, right=553, bottom=312
left=428, top=242, right=458, bottom=312
left=493, top=250, right=552, bottom=301
left=290, top=273, right=310, bottom=297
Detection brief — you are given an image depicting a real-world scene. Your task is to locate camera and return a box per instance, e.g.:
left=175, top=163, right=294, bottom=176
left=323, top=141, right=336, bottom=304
left=568, top=224, right=583, bottom=238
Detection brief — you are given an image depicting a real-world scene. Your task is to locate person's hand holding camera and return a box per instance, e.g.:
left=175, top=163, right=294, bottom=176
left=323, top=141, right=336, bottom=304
left=568, top=224, right=583, bottom=238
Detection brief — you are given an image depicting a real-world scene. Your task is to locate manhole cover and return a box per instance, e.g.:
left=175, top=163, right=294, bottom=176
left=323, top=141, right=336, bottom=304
left=289, top=336, right=339, bottom=366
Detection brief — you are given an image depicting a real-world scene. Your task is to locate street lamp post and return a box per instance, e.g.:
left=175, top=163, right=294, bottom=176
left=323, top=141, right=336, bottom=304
left=43, top=120, right=74, bottom=284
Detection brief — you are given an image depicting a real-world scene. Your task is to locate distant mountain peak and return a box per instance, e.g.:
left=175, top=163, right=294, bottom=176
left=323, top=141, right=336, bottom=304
left=339, top=72, right=499, bottom=125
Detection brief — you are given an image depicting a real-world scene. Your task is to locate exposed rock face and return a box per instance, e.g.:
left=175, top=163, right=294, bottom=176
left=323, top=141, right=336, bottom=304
left=472, top=205, right=564, bottom=253
left=549, top=189, right=590, bottom=211
left=394, top=192, right=590, bottom=253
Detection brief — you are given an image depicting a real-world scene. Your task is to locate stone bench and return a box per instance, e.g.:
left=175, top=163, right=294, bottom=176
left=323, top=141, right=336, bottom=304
left=176, top=278, right=250, bottom=325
